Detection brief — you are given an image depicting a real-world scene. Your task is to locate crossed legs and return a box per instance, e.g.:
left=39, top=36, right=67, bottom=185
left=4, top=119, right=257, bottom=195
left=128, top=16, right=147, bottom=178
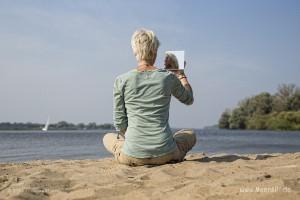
left=102, top=129, right=196, bottom=166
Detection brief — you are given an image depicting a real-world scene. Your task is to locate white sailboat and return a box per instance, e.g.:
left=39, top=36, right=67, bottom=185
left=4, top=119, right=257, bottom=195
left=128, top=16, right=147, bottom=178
left=42, top=117, right=50, bottom=131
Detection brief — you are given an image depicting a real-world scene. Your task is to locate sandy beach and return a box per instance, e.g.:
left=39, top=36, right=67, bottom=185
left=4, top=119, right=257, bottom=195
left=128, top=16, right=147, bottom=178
left=0, top=152, right=299, bottom=200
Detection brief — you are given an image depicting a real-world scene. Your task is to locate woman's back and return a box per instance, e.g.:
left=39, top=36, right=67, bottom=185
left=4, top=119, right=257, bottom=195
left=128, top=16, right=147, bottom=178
left=113, top=68, right=193, bottom=158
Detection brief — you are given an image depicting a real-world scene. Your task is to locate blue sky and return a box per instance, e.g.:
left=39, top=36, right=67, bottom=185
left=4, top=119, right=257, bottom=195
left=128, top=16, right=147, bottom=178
left=0, top=0, right=299, bottom=128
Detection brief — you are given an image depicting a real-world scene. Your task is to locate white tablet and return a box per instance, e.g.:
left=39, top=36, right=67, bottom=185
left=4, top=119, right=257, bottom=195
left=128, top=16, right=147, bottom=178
left=165, top=50, right=185, bottom=70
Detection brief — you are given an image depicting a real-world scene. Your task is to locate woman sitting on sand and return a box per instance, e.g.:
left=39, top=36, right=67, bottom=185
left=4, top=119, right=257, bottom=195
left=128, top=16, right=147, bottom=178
left=103, top=29, right=196, bottom=166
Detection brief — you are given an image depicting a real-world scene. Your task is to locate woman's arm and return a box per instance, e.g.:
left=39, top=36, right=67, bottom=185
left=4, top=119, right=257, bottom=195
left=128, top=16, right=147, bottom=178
left=165, top=57, right=194, bottom=105
left=171, top=71, right=194, bottom=105
left=175, top=71, right=193, bottom=94
left=113, top=77, right=128, bottom=133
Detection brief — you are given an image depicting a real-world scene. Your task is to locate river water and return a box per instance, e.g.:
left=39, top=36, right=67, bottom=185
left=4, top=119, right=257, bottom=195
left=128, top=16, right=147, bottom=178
left=0, top=129, right=300, bottom=163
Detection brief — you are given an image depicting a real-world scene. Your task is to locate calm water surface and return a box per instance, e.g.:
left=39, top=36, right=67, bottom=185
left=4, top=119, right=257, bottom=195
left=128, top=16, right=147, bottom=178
left=0, top=129, right=300, bottom=163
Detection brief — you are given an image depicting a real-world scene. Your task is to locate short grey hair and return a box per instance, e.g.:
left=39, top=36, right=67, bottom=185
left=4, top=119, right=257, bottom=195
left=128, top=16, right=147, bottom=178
left=131, top=29, right=160, bottom=64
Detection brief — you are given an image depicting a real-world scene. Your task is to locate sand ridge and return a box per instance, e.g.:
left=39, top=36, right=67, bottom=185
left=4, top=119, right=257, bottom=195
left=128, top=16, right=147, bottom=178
left=0, top=153, right=299, bottom=200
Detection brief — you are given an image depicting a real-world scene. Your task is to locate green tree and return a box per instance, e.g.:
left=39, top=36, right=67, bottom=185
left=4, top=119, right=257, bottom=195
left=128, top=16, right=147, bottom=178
left=287, top=91, right=300, bottom=111
left=218, top=83, right=300, bottom=131
left=77, top=123, right=86, bottom=130
left=87, top=122, right=97, bottom=130
left=238, top=92, right=272, bottom=117
left=56, top=121, right=69, bottom=129
left=252, top=92, right=273, bottom=115
left=272, top=84, right=299, bottom=112
left=246, top=114, right=268, bottom=130
left=218, top=109, right=231, bottom=129
left=229, top=108, right=247, bottom=129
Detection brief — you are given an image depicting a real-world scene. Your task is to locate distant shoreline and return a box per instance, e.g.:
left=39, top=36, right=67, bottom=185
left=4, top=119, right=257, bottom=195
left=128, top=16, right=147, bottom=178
left=0, top=121, right=114, bottom=131
left=0, top=129, right=115, bottom=132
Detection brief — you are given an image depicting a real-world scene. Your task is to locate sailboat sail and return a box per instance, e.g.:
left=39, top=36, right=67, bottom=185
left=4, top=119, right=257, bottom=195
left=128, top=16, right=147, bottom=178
left=42, top=117, right=50, bottom=131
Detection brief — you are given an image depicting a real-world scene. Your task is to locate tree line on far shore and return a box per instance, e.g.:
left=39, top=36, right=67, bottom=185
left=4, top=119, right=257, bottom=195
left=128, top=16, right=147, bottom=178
left=219, top=83, right=300, bottom=130
left=0, top=121, right=114, bottom=130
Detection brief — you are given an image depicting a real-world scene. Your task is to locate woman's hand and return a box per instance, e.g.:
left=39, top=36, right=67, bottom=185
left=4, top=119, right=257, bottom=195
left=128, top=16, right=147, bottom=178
left=170, top=61, right=186, bottom=77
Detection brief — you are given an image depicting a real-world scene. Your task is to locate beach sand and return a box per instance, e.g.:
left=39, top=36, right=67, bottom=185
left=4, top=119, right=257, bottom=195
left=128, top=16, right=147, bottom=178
left=0, top=152, right=299, bottom=200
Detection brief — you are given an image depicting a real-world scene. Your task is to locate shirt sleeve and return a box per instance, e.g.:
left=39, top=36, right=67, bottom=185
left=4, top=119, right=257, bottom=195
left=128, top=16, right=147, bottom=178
left=113, top=77, right=128, bottom=131
left=170, top=74, right=194, bottom=105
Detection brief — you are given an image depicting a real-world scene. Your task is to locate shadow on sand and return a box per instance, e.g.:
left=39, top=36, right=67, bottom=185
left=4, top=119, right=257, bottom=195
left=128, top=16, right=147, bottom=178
left=142, top=154, right=278, bottom=168
left=187, top=154, right=277, bottom=163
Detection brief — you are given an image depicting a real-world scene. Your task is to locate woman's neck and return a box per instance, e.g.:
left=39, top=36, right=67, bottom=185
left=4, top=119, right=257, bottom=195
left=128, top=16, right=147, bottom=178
left=137, top=60, right=156, bottom=71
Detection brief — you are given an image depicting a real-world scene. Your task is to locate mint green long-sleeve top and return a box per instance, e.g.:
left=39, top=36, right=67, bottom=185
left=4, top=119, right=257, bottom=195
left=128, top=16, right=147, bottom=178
left=113, top=68, right=193, bottom=158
